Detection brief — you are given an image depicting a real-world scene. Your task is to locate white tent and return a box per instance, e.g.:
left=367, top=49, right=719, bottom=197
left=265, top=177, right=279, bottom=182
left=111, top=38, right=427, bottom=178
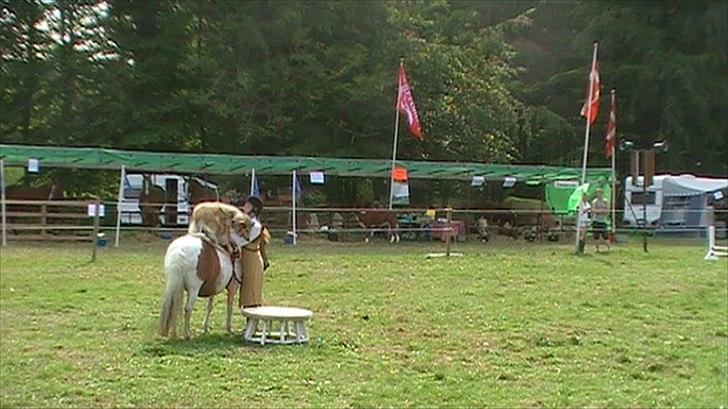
left=662, top=175, right=728, bottom=197
left=659, top=175, right=727, bottom=229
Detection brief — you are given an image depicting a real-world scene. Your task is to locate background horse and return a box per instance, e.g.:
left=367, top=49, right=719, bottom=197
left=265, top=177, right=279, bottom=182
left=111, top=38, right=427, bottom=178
left=139, top=175, right=165, bottom=227
left=158, top=234, right=241, bottom=339
left=189, top=177, right=220, bottom=205
left=356, top=208, right=400, bottom=243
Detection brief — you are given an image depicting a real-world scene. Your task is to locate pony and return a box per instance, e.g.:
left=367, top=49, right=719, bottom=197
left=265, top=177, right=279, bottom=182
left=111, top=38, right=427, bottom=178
left=158, top=233, right=244, bottom=339
left=356, top=208, right=400, bottom=243
left=138, top=175, right=165, bottom=227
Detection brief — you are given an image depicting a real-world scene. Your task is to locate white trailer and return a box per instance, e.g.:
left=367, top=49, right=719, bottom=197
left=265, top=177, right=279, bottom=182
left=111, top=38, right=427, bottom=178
left=623, top=175, right=667, bottom=228
left=119, top=174, right=219, bottom=226
left=624, top=174, right=727, bottom=230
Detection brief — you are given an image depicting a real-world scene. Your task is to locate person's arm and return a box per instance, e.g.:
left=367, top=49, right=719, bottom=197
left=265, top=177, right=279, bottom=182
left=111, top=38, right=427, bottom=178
left=261, top=226, right=270, bottom=271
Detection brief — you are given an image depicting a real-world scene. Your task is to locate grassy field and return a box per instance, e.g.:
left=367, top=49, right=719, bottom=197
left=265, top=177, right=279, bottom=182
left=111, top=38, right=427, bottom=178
left=1, top=236, right=726, bottom=408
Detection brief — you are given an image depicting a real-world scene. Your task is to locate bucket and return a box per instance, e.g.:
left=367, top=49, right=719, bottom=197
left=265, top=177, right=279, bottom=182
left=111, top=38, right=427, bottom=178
left=283, top=231, right=296, bottom=245
left=96, top=233, right=108, bottom=248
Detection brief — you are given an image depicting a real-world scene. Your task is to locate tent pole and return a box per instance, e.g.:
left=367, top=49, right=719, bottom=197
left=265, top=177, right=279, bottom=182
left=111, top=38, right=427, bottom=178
left=114, top=165, right=125, bottom=248
left=1, top=159, right=7, bottom=247
left=292, top=170, right=297, bottom=246
left=250, top=168, right=256, bottom=196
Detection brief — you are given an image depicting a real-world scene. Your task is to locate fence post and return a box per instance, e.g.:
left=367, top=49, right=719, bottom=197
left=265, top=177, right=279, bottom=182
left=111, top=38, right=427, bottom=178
left=292, top=170, right=297, bottom=246
left=91, top=198, right=101, bottom=262
left=40, top=203, right=48, bottom=239
left=0, top=159, right=6, bottom=246
left=446, top=206, right=452, bottom=257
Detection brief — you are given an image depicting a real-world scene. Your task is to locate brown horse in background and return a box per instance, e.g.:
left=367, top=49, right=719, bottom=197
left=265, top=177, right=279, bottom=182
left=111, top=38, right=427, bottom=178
left=189, top=178, right=219, bottom=205
left=355, top=206, right=400, bottom=243
left=139, top=175, right=165, bottom=227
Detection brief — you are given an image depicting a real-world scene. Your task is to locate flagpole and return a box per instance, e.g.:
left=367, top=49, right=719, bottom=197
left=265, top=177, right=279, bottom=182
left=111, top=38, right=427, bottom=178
left=610, top=90, right=617, bottom=239
left=576, top=42, right=598, bottom=252
left=114, top=165, right=126, bottom=248
left=292, top=170, right=297, bottom=246
left=1, top=159, right=6, bottom=247
left=580, top=42, right=598, bottom=185
left=389, top=60, right=404, bottom=210
left=611, top=142, right=616, bottom=237
left=250, top=168, right=256, bottom=196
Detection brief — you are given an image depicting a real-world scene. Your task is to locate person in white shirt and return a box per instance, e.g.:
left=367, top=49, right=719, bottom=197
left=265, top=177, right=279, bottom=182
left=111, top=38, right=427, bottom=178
left=576, top=193, right=591, bottom=254
left=591, top=188, right=611, bottom=252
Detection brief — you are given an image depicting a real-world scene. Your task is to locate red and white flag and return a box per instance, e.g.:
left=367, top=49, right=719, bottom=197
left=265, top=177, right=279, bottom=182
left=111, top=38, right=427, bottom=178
left=580, top=50, right=600, bottom=125
left=397, top=64, right=423, bottom=140
left=605, top=89, right=616, bottom=158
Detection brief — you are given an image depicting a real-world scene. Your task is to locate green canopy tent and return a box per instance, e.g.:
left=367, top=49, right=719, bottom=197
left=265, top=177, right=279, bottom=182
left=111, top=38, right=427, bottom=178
left=0, top=144, right=613, bottom=247
left=0, top=144, right=611, bottom=182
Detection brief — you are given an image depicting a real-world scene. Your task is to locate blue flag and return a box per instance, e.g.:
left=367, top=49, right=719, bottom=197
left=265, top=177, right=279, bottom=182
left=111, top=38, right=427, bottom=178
left=294, top=175, right=303, bottom=201
left=123, top=173, right=132, bottom=190
left=251, top=175, right=260, bottom=197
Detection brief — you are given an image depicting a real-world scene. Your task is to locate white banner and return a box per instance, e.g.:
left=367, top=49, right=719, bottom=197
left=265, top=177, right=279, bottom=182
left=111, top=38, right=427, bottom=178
left=27, top=158, right=39, bottom=173
left=555, top=180, right=579, bottom=188
left=392, top=180, right=410, bottom=205
left=87, top=203, right=105, bottom=217
left=309, top=171, right=325, bottom=185
left=503, top=177, right=517, bottom=188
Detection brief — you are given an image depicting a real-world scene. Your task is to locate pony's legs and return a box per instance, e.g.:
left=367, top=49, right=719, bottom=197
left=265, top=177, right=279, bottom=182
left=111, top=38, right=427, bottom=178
left=203, top=296, right=214, bottom=334
left=225, top=281, right=239, bottom=334
left=183, top=289, right=200, bottom=339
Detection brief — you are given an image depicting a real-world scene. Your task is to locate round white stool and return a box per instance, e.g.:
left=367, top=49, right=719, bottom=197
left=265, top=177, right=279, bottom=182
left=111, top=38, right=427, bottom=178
left=241, top=306, right=313, bottom=345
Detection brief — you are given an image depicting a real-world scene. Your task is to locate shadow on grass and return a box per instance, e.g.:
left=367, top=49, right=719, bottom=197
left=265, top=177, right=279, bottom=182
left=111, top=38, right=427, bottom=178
left=137, top=333, right=272, bottom=357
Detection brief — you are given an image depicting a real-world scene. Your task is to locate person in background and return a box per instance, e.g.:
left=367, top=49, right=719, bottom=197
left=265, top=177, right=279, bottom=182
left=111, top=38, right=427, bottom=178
left=239, top=196, right=270, bottom=309
left=591, top=188, right=611, bottom=252
left=576, top=192, right=591, bottom=254
left=425, top=205, right=437, bottom=220
left=477, top=214, right=489, bottom=243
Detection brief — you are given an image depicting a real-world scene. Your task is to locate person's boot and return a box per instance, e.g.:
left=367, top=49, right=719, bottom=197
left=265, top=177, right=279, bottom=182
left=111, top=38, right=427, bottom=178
left=578, top=239, right=586, bottom=254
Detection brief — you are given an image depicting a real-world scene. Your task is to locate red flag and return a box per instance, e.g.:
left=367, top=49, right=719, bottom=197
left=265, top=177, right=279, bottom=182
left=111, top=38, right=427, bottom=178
left=605, top=89, right=616, bottom=158
left=579, top=49, right=600, bottom=124
left=397, top=64, right=423, bottom=140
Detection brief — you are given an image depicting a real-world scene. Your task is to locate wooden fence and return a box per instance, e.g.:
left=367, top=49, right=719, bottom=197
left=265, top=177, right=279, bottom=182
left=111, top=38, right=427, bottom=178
left=0, top=199, right=102, bottom=261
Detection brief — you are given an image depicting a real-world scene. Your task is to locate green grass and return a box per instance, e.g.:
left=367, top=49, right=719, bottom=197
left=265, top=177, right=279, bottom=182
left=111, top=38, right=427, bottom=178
left=1, top=236, right=726, bottom=408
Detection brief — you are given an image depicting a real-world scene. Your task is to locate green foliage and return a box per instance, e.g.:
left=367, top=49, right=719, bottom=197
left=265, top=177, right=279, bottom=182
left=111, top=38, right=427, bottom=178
left=0, top=0, right=725, bottom=195
left=515, top=1, right=728, bottom=174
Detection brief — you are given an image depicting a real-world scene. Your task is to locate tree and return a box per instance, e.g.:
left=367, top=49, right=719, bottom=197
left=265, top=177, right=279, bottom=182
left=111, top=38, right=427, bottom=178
left=514, top=1, right=728, bottom=175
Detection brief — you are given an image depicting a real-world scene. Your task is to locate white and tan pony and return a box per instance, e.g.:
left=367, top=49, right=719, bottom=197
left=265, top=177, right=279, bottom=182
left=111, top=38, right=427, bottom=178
left=158, top=228, right=250, bottom=339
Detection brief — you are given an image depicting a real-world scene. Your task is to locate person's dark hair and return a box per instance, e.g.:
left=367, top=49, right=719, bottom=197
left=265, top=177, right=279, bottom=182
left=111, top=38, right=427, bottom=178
left=245, top=196, right=264, bottom=215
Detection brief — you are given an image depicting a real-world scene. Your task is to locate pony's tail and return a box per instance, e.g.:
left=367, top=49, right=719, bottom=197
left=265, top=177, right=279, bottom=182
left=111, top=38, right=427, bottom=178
left=158, top=261, right=184, bottom=337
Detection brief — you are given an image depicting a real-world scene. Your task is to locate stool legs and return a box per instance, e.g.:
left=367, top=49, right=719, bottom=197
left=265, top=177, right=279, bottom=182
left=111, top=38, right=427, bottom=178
left=241, top=317, right=309, bottom=345
left=260, top=320, right=268, bottom=345
left=295, top=321, right=303, bottom=343
left=243, top=318, right=258, bottom=340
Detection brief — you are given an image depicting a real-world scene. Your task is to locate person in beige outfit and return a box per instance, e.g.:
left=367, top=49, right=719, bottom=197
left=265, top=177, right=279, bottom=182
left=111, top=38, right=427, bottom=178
left=239, top=196, right=270, bottom=309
